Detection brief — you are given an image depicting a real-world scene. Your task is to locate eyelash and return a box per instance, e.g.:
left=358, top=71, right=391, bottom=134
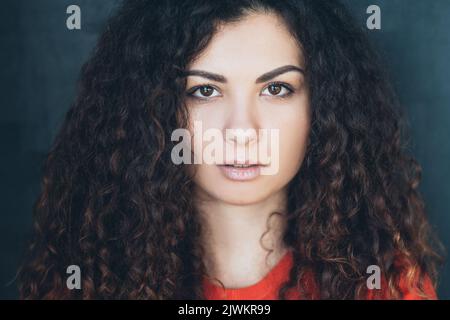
left=186, top=82, right=295, bottom=101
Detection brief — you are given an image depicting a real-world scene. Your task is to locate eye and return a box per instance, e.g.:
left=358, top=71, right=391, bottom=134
left=261, top=82, right=294, bottom=98
left=187, top=85, right=221, bottom=99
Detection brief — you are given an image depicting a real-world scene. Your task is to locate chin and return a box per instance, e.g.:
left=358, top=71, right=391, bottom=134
left=197, top=177, right=279, bottom=206
left=215, top=188, right=271, bottom=205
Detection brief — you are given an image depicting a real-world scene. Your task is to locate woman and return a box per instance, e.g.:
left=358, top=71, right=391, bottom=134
left=18, top=0, right=443, bottom=299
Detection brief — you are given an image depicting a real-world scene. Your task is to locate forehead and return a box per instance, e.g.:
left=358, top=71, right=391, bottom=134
left=188, top=12, right=304, bottom=75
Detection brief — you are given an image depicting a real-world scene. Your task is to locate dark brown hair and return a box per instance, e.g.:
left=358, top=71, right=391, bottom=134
left=18, top=0, right=444, bottom=299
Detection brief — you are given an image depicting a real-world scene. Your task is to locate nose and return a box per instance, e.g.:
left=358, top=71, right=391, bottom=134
left=226, top=128, right=258, bottom=145
left=223, top=97, right=259, bottom=146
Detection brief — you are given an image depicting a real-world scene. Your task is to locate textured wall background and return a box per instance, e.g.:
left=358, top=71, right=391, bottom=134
left=1, top=0, right=449, bottom=299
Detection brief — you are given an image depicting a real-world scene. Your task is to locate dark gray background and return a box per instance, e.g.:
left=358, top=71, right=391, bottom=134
left=1, top=0, right=449, bottom=299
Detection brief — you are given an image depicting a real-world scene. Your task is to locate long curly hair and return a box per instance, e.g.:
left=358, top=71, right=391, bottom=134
left=18, top=0, right=444, bottom=299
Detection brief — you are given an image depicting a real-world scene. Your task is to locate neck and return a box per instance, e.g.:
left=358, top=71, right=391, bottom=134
left=195, top=187, right=290, bottom=288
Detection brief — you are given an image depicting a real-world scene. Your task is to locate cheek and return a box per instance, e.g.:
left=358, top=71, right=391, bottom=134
left=266, top=102, right=310, bottom=175
left=187, top=107, right=216, bottom=160
left=279, top=125, right=309, bottom=174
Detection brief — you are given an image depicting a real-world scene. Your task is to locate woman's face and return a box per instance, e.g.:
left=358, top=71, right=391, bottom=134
left=184, top=12, right=310, bottom=205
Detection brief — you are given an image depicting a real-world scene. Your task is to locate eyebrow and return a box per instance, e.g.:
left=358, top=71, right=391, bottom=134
left=182, top=65, right=305, bottom=84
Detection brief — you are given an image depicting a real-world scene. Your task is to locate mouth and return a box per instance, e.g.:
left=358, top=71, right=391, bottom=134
left=223, top=163, right=259, bottom=168
left=217, top=163, right=265, bottom=181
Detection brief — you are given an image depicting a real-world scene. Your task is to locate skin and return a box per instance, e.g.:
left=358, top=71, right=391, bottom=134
left=184, top=12, right=311, bottom=288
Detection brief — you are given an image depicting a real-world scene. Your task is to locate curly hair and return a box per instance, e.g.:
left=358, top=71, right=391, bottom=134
left=18, top=0, right=444, bottom=299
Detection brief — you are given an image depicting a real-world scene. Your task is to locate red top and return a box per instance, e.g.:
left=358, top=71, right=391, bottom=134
left=202, top=250, right=437, bottom=300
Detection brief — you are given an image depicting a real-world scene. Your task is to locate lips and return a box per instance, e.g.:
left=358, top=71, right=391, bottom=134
left=223, top=163, right=258, bottom=168
left=217, top=163, right=263, bottom=181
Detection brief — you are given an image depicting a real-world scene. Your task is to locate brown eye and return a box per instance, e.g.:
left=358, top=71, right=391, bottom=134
left=199, top=86, right=214, bottom=97
left=261, top=82, right=293, bottom=97
left=187, top=85, right=221, bottom=99
left=268, top=84, right=282, bottom=95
